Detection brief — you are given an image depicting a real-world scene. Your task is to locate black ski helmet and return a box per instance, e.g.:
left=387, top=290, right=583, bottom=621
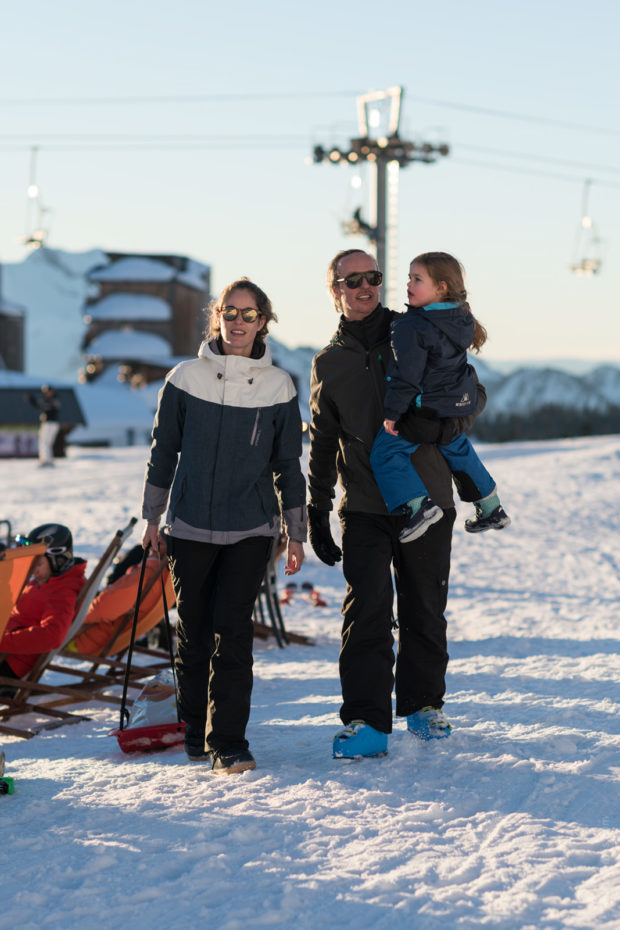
left=27, top=523, right=74, bottom=575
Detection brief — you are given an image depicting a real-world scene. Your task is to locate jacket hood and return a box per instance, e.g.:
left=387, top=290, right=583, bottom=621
left=198, top=338, right=272, bottom=372
left=406, top=302, right=473, bottom=352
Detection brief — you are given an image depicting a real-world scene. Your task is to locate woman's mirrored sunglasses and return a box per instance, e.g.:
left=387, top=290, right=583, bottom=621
left=220, top=306, right=260, bottom=322
left=336, top=270, right=383, bottom=289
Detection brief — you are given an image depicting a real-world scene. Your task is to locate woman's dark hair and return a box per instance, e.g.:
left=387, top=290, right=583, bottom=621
left=205, top=277, right=277, bottom=343
left=412, top=251, right=487, bottom=352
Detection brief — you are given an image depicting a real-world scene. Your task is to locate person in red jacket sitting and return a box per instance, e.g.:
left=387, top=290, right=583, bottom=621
left=0, top=523, right=86, bottom=697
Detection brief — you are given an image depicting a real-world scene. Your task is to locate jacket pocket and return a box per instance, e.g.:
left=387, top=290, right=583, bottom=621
left=339, top=439, right=361, bottom=489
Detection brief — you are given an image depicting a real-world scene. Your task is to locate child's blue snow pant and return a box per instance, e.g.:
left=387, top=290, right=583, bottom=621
left=370, top=428, right=495, bottom=514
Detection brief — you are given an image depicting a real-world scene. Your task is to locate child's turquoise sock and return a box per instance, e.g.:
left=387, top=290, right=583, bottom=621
left=475, top=490, right=500, bottom=517
left=406, top=495, right=426, bottom=515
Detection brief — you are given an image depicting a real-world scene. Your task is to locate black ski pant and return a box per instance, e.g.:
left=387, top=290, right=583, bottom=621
left=338, top=508, right=455, bottom=733
left=166, top=534, right=272, bottom=754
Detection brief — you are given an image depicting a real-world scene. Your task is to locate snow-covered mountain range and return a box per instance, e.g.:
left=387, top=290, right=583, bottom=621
left=472, top=357, right=620, bottom=417
left=2, top=247, right=619, bottom=437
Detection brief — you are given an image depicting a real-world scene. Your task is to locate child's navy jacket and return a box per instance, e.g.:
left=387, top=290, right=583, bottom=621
left=384, top=301, right=478, bottom=421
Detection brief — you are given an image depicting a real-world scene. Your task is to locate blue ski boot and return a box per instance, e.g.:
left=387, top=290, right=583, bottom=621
left=407, top=706, right=452, bottom=741
left=333, top=720, right=388, bottom=758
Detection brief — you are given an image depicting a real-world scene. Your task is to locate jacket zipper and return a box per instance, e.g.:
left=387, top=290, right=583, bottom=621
left=250, top=409, right=261, bottom=446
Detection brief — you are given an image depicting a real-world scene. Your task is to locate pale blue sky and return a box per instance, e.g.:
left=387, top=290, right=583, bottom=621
left=1, top=0, right=619, bottom=362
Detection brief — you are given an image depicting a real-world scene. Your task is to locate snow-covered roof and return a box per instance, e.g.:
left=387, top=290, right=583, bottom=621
left=89, top=257, right=176, bottom=283
left=88, top=256, right=210, bottom=292
left=86, top=330, right=172, bottom=360
left=85, top=292, right=171, bottom=322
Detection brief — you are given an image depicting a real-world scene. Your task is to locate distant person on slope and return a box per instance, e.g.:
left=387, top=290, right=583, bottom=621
left=141, top=277, right=306, bottom=775
left=370, top=252, right=511, bottom=542
left=0, top=524, right=86, bottom=697
left=26, top=385, right=60, bottom=467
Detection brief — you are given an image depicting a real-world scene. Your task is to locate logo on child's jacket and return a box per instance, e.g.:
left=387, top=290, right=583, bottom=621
left=455, top=393, right=471, bottom=407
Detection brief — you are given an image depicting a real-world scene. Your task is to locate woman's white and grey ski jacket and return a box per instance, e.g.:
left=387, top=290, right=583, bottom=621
left=142, top=339, right=306, bottom=545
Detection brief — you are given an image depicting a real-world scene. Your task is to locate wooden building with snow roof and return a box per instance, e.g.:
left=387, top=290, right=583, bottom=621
left=82, top=252, right=210, bottom=385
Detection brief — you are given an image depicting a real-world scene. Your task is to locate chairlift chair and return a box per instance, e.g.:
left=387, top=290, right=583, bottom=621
left=569, top=179, right=603, bottom=276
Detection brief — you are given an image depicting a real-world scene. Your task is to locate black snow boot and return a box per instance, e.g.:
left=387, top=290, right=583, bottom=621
left=211, top=748, right=256, bottom=775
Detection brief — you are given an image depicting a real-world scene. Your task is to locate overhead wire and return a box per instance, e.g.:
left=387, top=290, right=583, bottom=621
left=450, top=157, right=620, bottom=189
left=1, top=133, right=619, bottom=189
left=0, top=91, right=360, bottom=106
left=2, top=94, right=619, bottom=201
left=454, top=143, right=620, bottom=178
left=0, top=89, right=618, bottom=139
left=404, top=94, right=620, bottom=138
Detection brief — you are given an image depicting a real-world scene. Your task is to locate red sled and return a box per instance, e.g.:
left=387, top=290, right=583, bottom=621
left=110, top=550, right=186, bottom=754
left=110, top=721, right=186, bottom=754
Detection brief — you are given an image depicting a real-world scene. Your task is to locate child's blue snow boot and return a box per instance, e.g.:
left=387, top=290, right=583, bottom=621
left=333, top=720, right=388, bottom=758
left=407, top=706, right=452, bottom=740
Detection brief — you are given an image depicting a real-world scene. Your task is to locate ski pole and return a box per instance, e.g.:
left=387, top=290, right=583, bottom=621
left=159, top=560, right=181, bottom=724
left=118, top=547, right=149, bottom=731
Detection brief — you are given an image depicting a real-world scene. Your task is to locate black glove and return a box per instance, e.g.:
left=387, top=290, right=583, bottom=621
left=308, top=505, right=342, bottom=566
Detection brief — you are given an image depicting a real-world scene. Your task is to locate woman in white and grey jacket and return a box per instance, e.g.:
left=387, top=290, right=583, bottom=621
left=142, top=278, right=306, bottom=774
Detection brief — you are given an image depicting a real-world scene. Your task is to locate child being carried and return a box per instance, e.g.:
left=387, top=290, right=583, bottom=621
left=370, top=251, right=511, bottom=543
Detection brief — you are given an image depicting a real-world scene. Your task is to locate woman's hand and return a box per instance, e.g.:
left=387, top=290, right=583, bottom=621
left=284, top=540, right=304, bottom=575
left=383, top=418, right=399, bottom=436
left=142, top=523, right=161, bottom=552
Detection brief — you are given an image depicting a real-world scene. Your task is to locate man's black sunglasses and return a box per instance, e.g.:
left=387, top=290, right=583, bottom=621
left=336, top=270, right=383, bottom=289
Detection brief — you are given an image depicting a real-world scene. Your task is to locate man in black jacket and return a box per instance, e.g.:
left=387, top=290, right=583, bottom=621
left=308, top=249, right=486, bottom=758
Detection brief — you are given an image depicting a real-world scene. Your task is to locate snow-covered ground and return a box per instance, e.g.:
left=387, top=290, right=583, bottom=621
left=1, top=436, right=620, bottom=930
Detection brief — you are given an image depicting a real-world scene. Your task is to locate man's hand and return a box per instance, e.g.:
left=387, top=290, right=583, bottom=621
left=383, top=419, right=399, bottom=436
left=308, top=506, right=342, bottom=566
